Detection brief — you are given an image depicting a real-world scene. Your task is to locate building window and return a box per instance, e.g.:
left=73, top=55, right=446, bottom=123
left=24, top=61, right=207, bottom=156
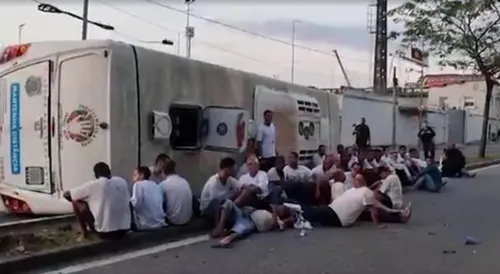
left=463, top=96, right=475, bottom=108
left=438, top=96, right=448, bottom=109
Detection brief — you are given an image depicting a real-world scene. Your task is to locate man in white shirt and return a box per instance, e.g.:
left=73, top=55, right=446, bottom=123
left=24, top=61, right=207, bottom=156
left=311, top=154, right=336, bottom=179
left=284, top=152, right=313, bottom=182
left=159, top=160, right=193, bottom=225
left=130, top=166, right=166, bottom=230
left=200, top=157, right=242, bottom=232
left=150, top=153, right=170, bottom=183
left=256, top=110, right=277, bottom=171
left=238, top=156, right=281, bottom=209
left=311, top=153, right=338, bottom=204
left=312, top=145, right=326, bottom=167
left=63, top=162, right=131, bottom=241
left=297, top=173, right=410, bottom=227
left=372, top=166, right=404, bottom=209
left=267, top=156, right=286, bottom=182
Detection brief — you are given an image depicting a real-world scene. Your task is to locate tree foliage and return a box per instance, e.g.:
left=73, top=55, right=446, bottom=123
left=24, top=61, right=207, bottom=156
left=389, top=0, right=500, bottom=157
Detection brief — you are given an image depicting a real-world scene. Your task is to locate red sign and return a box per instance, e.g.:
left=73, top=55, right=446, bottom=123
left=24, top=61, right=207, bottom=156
left=419, top=74, right=483, bottom=88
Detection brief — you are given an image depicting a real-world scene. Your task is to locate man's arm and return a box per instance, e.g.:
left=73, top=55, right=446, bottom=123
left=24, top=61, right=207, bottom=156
left=367, top=126, right=371, bottom=143
left=429, top=127, right=436, bottom=138
left=130, top=183, right=141, bottom=208
left=255, top=126, right=263, bottom=157
left=64, top=181, right=93, bottom=203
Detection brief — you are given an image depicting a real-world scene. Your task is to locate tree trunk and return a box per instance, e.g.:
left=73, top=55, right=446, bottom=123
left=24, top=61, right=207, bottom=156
left=478, top=79, right=495, bottom=158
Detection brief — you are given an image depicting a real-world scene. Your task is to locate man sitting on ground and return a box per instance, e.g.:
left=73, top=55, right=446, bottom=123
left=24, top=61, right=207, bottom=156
left=267, top=156, right=286, bottom=182
left=330, top=170, right=347, bottom=201
left=159, top=160, right=193, bottom=225
left=63, top=162, right=131, bottom=241
left=238, top=155, right=283, bottom=210
left=410, top=157, right=448, bottom=192
left=441, top=144, right=476, bottom=178
left=200, top=157, right=242, bottom=230
left=294, top=173, right=409, bottom=228
left=150, top=153, right=170, bottom=183
left=130, top=166, right=166, bottom=230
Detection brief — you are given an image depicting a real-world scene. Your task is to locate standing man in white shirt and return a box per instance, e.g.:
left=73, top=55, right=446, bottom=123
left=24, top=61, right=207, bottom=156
left=159, top=160, right=193, bottom=225
left=63, top=162, right=131, bottom=241
left=130, top=166, right=166, bottom=230
left=256, top=110, right=277, bottom=171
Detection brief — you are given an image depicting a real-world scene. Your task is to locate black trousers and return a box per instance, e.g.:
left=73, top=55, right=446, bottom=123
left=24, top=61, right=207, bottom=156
left=422, top=141, right=435, bottom=160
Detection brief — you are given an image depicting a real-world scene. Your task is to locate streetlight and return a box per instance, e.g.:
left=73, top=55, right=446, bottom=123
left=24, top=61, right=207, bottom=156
left=291, top=20, right=300, bottom=84
left=140, top=39, right=175, bottom=46
left=37, top=3, right=114, bottom=39
left=18, top=23, right=25, bottom=44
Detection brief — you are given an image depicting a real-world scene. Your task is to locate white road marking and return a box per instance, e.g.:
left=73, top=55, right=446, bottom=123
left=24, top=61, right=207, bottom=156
left=37, top=162, right=500, bottom=274
left=41, top=234, right=210, bottom=274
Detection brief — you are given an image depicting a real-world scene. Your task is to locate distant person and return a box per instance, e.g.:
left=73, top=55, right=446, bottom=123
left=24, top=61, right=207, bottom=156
left=418, top=120, right=436, bottom=160
left=130, top=166, right=166, bottom=230
left=441, top=144, right=476, bottom=178
left=256, top=110, right=277, bottom=171
left=63, top=162, right=131, bottom=241
left=312, top=145, right=326, bottom=167
left=353, top=117, right=371, bottom=151
left=159, top=160, right=193, bottom=225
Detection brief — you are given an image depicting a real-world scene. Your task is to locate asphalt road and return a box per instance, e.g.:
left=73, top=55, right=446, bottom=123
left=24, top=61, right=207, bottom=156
left=38, top=164, right=500, bottom=274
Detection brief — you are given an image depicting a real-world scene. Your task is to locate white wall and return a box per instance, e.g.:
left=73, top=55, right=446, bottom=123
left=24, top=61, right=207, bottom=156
left=427, top=111, right=447, bottom=144
left=427, top=81, right=500, bottom=118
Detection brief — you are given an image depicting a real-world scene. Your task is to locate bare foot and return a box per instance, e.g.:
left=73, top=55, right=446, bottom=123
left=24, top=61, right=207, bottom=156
left=400, top=204, right=412, bottom=223
left=76, top=234, right=87, bottom=243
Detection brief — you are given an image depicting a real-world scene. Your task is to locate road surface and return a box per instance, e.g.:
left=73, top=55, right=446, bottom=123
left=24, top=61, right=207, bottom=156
left=39, top=164, right=500, bottom=274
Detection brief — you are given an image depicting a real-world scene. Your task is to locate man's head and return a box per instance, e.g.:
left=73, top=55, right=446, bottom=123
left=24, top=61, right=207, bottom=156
left=423, top=120, right=428, bottom=127
left=219, top=157, right=236, bottom=179
left=353, top=173, right=366, bottom=188
left=372, top=148, right=383, bottom=160
left=398, top=145, right=407, bottom=155
left=351, top=162, right=362, bottom=175
left=318, top=145, right=326, bottom=156
left=154, top=153, right=170, bottom=175
left=336, top=144, right=345, bottom=155
left=323, top=153, right=335, bottom=169
left=246, top=155, right=260, bottom=175
left=390, top=151, right=399, bottom=160
left=361, top=117, right=366, bottom=124
left=378, top=166, right=391, bottom=179
left=163, top=159, right=176, bottom=176
left=425, top=157, right=434, bottom=166
left=366, top=150, right=375, bottom=161
left=263, top=110, right=273, bottom=125
left=94, top=162, right=111, bottom=179
left=409, top=148, right=419, bottom=158
left=332, top=170, right=346, bottom=182
left=274, top=156, right=286, bottom=171
left=133, top=166, right=151, bottom=182
left=287, top=152, right=299, bottom=167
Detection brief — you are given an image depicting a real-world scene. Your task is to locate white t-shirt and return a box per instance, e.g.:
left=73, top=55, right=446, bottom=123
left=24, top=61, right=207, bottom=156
left=130, top=180, right=166, bottom=230
left=311, top=164, right=336, bottom=180
left=256, top=123, right=276, bottom=158
left=379, top=174, right=404, bottom=209
left=344, top=172, right=354, bottom=190
left=283, top=165, right=313, bottom=182
left=267, top=167, right=284, bottom=181
left=329, top=186, right=376, bottom=227
left=330, top=182, right=346, bottom=201
left=199, top=174, right=240, bottom=213
left=71, top=176, right=131, bottom=233
left=411, top=158, right=428, bottom=169
left=159, top=174, right=193, bottom=225
left=312, top=153, right=324, bottom=167
left=238, top=171, right=270, bottom=198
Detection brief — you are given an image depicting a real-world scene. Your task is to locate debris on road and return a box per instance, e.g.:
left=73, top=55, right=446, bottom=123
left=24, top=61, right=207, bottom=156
left=465, top=236, right=480, bottom=245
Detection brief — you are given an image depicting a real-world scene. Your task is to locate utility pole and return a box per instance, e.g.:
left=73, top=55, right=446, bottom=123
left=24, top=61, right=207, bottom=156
left=18, top=23, right=25, bottom=44
left=372, top=0, right=388, bottom=93
left=185, top=0, right=195, bottom=59
left=177, top=32, right=181, bottom=55
left=81, top=0, right=89, bottom=40
left=391, top=66, right=398, bottom=147
left=291, top=20, right=298, bottom=84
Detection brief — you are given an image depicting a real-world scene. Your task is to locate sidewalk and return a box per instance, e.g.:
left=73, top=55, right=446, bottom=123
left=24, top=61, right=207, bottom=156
left=437, top=143, right=500, bottom=162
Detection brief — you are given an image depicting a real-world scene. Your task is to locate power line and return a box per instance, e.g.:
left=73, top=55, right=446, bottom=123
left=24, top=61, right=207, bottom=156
left=95, top=0, right=333, bottom=78
left=143, top=0, right=369, bottom=63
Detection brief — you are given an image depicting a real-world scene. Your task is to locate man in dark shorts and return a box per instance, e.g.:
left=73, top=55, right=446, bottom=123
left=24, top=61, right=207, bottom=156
left=63, top=162, right=131, bottom=241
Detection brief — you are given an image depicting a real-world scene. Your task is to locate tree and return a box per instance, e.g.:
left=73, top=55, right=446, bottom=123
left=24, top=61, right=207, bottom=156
left=389, top=0, right=500, bottom=157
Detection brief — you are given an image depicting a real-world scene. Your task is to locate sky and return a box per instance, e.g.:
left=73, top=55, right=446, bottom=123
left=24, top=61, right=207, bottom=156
left=0, top=0, right=460, bottom=88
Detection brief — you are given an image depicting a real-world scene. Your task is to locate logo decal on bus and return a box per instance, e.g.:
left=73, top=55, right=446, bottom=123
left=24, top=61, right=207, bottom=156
left=10, top=82, right=21, bottom=174
left=62, top=105, right=99, bottom=147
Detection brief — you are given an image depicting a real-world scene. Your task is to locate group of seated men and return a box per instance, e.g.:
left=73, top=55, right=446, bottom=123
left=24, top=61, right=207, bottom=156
left=198, top=145, right=440, bottom=247
left=63, top=154, right=194, bottom=241
left=62, top=143, right=467, bottom=246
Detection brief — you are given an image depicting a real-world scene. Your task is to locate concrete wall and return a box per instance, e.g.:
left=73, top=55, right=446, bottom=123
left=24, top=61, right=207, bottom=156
left=339, top=90, right=498, bottom=147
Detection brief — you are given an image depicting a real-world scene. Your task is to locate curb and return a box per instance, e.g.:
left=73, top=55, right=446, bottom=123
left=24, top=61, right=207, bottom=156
left=0, top=159, right=499, bottom=273
left=465, top=159, right=500, bottom=170
left=0, top=218, right=209, bottom=274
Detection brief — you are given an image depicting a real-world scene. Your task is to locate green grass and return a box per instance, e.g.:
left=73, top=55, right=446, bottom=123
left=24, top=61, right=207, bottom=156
left=467, top=154, right=500, bottom=164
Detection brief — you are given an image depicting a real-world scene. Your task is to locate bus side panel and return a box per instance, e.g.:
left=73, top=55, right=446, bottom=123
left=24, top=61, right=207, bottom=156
left=108, top=44, right=139, bottom=184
